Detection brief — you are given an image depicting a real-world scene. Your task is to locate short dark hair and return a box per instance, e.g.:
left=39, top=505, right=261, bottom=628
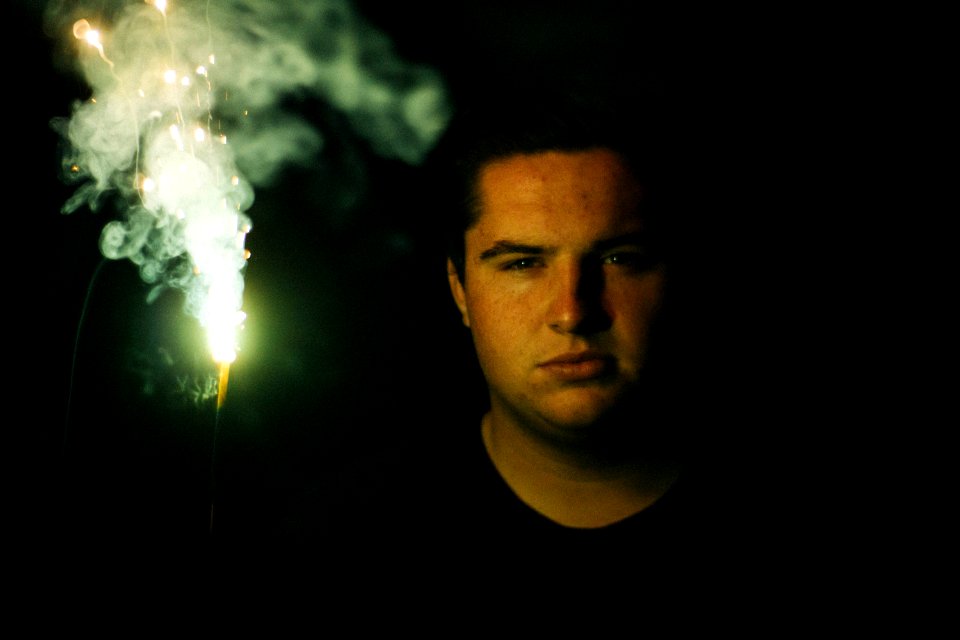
left=426, top=86, right=674, bottom=280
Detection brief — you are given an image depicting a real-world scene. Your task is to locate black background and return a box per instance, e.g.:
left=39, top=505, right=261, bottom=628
left=10, top=0, right=773, bottom=568
left=8, top=2, right=937, bottom=626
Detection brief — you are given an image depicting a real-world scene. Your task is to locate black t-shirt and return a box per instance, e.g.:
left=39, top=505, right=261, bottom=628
left=258, top=419, right=731, bottom=591
left=206, top=416, right=777, bottom=621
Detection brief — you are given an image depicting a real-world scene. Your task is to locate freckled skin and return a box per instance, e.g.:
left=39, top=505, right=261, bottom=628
left=448, top=149, right=665, bottom=445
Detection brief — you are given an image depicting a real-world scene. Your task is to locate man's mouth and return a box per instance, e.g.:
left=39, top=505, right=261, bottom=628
left=538, top=352, right=613, bottom=381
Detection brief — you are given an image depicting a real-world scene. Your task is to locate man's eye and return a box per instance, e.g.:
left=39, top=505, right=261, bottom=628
left=603, top=252, right=658, bottom=271
left=503, top=257, right=542, bottom=270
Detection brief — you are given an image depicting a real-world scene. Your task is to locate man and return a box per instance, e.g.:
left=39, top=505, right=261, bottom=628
left=413, top=91, right=720, bottom=575
left=446, top=128, right=677, bottom=530
left=267, top=92, right=723, bottom=592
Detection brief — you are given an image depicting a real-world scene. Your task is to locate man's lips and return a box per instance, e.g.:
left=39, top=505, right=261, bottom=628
left=538, top=352, right=613, bottom=380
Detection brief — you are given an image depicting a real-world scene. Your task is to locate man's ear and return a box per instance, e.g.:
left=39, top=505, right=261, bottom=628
left=447, top=258, right=470, bottom=328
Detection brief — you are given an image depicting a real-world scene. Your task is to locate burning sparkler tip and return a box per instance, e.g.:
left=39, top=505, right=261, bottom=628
left=216, top=362, right=230, bottom=410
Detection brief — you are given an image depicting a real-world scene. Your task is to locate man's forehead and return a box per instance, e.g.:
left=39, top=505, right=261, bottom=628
left=478, top=147, right=636, bottom=184
left=478, top=148, right=642, bottom=205
left=473, top=150, right=645, bottom=229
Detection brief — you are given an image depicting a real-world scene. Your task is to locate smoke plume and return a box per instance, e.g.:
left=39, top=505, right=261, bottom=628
left=45, top=0, right=451, bottom=363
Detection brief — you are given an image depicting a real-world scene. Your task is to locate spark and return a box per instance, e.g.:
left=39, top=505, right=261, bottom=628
left=149, top=0, right=169, bottom=16
left=72, top=19, right=114, bottom=69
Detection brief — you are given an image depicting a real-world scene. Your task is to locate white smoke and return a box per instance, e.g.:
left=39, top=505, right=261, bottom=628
left=46, top=0, right=451, bottom=364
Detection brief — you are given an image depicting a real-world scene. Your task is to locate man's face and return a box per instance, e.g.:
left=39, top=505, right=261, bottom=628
left=448, top=148, right=666, bottom=438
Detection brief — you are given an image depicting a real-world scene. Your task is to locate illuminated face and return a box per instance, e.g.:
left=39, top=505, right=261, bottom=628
left=448, top=149, right=666, bottom=438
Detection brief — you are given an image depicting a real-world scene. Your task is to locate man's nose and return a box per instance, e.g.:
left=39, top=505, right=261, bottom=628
left=546, top=261, right=610, bottom=335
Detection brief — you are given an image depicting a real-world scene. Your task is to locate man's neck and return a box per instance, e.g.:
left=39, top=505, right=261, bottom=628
left=481, top=411, right=681, bottom=529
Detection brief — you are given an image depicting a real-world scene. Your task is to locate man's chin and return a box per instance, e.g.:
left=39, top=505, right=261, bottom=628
left=534, top=391, right=625, bottom=431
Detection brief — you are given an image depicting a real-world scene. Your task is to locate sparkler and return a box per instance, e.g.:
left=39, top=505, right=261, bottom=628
left=53, top=0, right=451, bottom=533
left=68, top=1, right=251, bottom=408
left=56, top=0, right=450, bottom=409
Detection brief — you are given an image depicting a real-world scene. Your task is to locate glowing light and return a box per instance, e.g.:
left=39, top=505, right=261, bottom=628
left=164, top=69, right=177, bottom=84
left=149, top=0, right=168, bottom=16
left=73, top=19, right=100, bottom=49
left=168, top=124, right=184, bottom=150
left=194, top=127, right=206, bottom=142
left=72, top=19, right=113, bottom=68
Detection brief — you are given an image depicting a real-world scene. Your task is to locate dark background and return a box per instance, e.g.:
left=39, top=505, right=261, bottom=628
left=8, top=2, right=938, bottom=623
left=10, top=0, right=763, bottom=564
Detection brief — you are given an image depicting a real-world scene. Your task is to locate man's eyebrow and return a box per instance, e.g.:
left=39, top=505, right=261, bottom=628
left=478, top=241, right=549, bottom=261
left=478, top=232, right=652, bottom=262
left=592, top=231, right=650, bottom=253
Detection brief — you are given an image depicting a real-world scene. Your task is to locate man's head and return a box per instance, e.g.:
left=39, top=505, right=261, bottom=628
left=435, top=91, right=670, bottom=285
left=435, top=91, right=675, bottom=441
